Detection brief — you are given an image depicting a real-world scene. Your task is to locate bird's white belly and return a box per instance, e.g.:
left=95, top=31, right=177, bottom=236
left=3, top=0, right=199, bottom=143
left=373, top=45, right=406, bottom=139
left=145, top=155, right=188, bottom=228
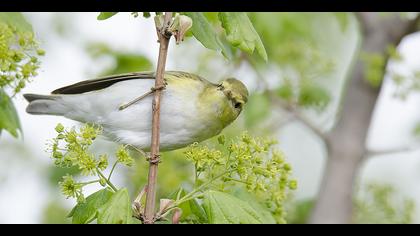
left=61, top=79, right=219, bottom=151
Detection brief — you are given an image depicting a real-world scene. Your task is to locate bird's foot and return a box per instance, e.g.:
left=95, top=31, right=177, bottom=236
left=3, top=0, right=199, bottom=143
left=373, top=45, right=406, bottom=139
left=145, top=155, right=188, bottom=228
left=151, top=84, right=166, bottom=92
left=146, top=154, right=161, bottom=164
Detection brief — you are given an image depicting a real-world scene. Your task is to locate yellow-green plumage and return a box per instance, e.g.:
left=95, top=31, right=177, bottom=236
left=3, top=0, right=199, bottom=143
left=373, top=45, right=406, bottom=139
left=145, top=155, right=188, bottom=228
left=24, top=71, right=249, bottom=151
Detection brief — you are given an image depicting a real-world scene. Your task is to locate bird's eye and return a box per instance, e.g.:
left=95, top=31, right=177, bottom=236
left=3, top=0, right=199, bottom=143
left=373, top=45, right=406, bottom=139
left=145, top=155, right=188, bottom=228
left=234, top=102, right=242, bottom=109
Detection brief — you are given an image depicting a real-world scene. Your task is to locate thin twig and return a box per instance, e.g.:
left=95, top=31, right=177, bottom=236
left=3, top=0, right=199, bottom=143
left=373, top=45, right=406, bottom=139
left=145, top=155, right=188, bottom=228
left=96, top=168, right=118, bottom=192
left=143, top=12, right=173, bottom=225
left=107, top=161, right=118, bottom=182
left=267, top=92, right=327, bottom=140
left=366, top=144, right=420, bottom=157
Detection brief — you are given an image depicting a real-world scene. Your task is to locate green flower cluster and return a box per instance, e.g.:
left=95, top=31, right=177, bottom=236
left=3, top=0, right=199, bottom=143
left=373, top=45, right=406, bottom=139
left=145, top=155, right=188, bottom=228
left=0, top=22, right=44, bottom=94
left=184, top=132, right=297, bottom=223
left=59, top=175, right=84, bottom=203
left=48, top=123, right=134, bottom=202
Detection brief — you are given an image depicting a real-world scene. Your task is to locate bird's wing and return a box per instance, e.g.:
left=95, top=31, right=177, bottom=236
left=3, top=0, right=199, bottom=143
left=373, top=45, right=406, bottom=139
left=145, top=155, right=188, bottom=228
left=51, top=72, right=155, bottom=95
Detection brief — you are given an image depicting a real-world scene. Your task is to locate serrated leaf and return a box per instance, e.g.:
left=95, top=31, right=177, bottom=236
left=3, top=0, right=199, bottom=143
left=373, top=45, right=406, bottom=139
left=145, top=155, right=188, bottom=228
left=218, top=12, right=267, bottom=61
left=97, top=12, right=118, bottom=21
left=203, top=190, right=268, bottom=224
left=97, top=188, right=131, bottom=224
left=244, top=92, right=271, bottom=128
left=68, top=188, right=114, bottom=224
left=0, top=89, right=21, bottom=138
left=183, top=12, right=231, bottom=60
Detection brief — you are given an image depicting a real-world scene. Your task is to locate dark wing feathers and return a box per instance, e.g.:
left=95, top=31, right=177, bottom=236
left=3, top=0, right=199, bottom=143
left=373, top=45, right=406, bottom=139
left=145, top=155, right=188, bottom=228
left=51, top=72, right=156, bottom=95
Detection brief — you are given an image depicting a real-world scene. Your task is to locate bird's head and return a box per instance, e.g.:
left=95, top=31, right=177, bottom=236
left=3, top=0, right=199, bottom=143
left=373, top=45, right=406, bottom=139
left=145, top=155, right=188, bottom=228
left=218, top=78, right=249, bottom=114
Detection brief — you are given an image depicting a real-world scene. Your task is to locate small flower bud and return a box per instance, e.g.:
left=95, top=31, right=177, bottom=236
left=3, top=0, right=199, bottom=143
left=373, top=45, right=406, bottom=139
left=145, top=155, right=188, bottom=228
left=99, top=178, right=107, bottom=187
left=55, top=123, right=65, bottom=133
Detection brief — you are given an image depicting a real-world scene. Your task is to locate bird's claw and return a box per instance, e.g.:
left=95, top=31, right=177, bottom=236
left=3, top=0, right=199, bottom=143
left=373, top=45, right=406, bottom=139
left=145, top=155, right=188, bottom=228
left=151, top=85, right=166, bottom=92
left=146, top=154, right=161, bottom=164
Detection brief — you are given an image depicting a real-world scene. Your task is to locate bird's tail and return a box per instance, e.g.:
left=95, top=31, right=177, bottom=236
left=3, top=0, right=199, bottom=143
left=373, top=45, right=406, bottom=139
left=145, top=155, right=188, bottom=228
left=23, top=94, right=68, bottom=116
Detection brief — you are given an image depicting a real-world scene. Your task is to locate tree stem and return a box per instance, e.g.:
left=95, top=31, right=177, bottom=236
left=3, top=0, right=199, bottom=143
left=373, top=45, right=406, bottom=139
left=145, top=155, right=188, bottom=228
left=143, top=12, right=173, bottom=224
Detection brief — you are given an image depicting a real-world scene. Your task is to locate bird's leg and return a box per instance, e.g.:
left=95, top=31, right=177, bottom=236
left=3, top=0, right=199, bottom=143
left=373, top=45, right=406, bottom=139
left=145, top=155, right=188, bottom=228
left=127, top=145, right=148, bottom=158
left=119, top=85, right=166, bottom=111
left=128, top=145, right=162, bottom=164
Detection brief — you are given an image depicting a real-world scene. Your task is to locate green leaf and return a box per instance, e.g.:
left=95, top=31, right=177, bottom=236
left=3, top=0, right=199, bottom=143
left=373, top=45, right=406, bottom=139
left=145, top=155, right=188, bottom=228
left=87, top=43, right=153, bottom=75
left=183, top=12, right=231, bottom=60
left=97, top=12, right=118, bottom=21
left=244, top=93, right=271, bottom=128
left=189, top=198, right=208, bottom=223
left=218, top=12, right=268, bottom=61
left=68, top=188, right=114, bottom=224
left=0, top=89, right=21, bottom=138
left=414, top=123, right=420, bottom=137
left=334, top=13, right=349, bottom=32
left=203, top=190, right=268, bottom=224
left=0, top=12, right=33, bottom=32
left=97, top=188, right=131, bottom=224
left=168, top=188, right=208, bottom=223
left=231, top=188, right=276, bottom=224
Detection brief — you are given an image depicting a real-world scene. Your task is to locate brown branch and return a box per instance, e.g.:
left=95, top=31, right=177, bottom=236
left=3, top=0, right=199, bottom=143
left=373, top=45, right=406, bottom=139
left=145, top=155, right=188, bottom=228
left=268, top=92, right=327, bottom=141
left=366, top=144, right=420, bottom=157
left=143, top=12, right=173, bottom=224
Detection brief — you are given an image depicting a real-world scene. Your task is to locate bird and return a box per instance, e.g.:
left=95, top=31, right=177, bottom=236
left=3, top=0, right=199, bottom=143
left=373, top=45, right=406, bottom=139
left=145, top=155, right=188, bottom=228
left=23, top=71, right=249, bottom=152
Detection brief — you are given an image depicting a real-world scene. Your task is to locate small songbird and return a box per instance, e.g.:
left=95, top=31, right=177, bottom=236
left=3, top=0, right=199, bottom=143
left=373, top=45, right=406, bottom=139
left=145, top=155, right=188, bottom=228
left=24, top=71, right=248, bottom=151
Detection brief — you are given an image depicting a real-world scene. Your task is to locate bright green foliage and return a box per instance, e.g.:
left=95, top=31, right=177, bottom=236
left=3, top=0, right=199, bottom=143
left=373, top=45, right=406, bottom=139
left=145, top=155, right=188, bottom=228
left=166, top=188, right=208, bottom=224
left=96, top=12, right=267, bottom=61
left=49, top=123, right=103, bottom=173
left=414, top=123, right=420, bottom=137
left=334, top=13, right=350, bottom=32
left=41, top=200, right=71, bottom=224
left=47, top=123, right=135, bottom=224
left=362, top=44, right=404, bottom=90
left=116, top=145, right=134, bottom=167
left=393, top=72, right=420, bottom=99
left=68, top=188, right=114, bottom=224
left=219, top=13, right=267, bottom=61
left=361, top=52, right=386, bottom=87
left=97, top=12, right=118, bottom=20
left=203, top=190, right=274, bottom=224
left=244, top=92, right=271, bottom=128
left=298, top=81, right=331, bottom=111
left=60, top=175, right=83, bottom=201
left=87, top=43, right=153, bottom=75
left=354, top=183, right=415, bottom=224
left=0, top=13, right=43, bottom=138
left=97, top=188, right=132, bottom=224
left=0, top=89, right=21, bottom=137
left=285, top=199, right=315, bottom=224
left=277, top=81, right=294, bottom=102
left=0, top=13, right=43, bottom=95
left=183, top=12, right=231, bottom=59
left=387, top=46, right=420, bottom=99
left=184, top=132, right=297, bottom=223
left=247, top=13, right=340, bottom=113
